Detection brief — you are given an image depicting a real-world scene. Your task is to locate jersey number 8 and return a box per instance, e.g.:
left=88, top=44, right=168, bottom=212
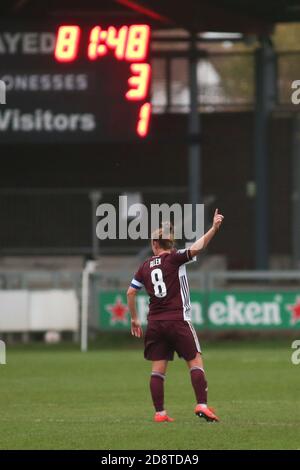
left=151, top=268, right=167, bottom=298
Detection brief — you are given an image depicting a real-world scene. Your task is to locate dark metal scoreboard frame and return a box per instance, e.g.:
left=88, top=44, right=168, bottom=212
left=0, top=21, right=151, bottom=143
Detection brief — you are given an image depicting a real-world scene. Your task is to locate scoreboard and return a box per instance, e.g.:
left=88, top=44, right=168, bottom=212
left=0, top=22, right=152, bottom=143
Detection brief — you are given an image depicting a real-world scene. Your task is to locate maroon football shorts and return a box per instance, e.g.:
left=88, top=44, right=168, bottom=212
left=144, top=319, right=201, bottom=361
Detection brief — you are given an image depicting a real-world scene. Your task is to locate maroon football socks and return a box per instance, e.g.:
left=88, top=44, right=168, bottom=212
left=150, top=367, right=207, bottom=412
left=150, top=372, right=165, bottom=412
left=190, top=367, right=208, bottom=404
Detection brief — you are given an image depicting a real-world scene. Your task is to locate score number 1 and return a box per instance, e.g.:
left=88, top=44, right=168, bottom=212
left=55, top=24, right=151, bottom=137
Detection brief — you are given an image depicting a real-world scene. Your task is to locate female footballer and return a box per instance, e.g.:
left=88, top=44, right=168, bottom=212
left=127, top=209, right=224, bottom=422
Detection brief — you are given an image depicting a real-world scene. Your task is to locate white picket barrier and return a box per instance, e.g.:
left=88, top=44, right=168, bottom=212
left=0, top=289, right=79, bottom=333
left=0, top=291, right=30, bottom=332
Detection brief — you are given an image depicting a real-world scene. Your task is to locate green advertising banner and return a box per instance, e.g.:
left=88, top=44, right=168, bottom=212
left=207, top=292, right=300, bottom=329
left=98, top=291, right=300, bottom=330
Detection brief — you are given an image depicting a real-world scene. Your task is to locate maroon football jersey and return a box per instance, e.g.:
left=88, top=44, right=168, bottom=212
left=131, top=249, right=193, bottom=321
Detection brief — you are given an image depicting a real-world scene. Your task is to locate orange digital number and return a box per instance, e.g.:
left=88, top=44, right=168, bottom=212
left=125, top=25, right=150, bottom=61
left=126, top=63, right=151, bottom=101
left=55, top=25, right=80, bottom=62
left=137, top=102, right=151, bottom=137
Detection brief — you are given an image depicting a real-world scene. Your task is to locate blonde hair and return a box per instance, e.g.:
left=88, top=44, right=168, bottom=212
left=151, top=221, right=175, bottom=250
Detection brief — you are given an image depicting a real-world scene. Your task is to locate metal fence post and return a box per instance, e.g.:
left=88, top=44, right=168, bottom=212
left=89, top=190, right=102, bottom=259
left=80, top=260, right=97, bottom=352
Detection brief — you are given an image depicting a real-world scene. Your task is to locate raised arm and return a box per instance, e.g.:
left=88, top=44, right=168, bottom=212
left=189, top=208, right=224, bottom=258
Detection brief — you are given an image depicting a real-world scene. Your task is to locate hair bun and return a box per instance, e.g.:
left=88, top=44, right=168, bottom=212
left=160, top=221, right=174, bottom=240
left=151, top=221, right=175, bottom=249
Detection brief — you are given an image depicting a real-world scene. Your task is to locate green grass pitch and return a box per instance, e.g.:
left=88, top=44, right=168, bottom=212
left=0, top=339, right=299, bottom=450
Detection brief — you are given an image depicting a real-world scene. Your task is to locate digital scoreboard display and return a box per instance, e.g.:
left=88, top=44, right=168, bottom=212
left=0, top=23, right=152, bottom=143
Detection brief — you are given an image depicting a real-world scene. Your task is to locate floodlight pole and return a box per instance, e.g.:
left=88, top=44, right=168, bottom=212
left=291, top=113, right=300, bottom=268
left=89, top=190, right=102, bottom=260
left=254, top=36, right=276, bottom=269
left=188, top=31, right=201, bottom=230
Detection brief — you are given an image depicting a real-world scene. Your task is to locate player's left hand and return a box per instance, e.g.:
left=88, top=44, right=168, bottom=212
left=131, top=319, right=143, bottom=338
